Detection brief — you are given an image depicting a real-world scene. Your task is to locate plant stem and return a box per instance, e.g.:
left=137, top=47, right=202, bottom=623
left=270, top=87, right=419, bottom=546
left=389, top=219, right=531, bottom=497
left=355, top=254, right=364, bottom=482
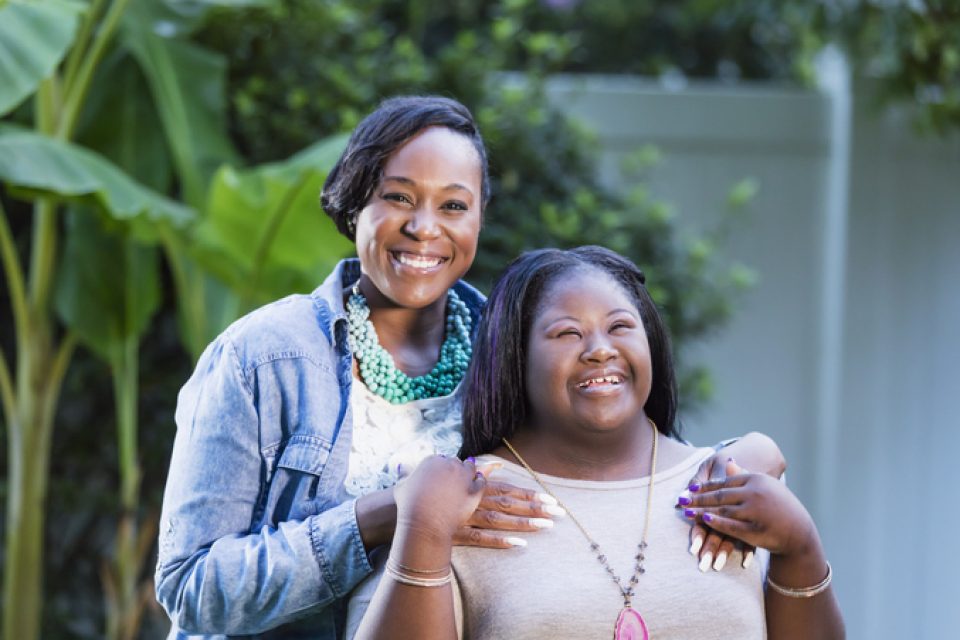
left=62, top=0, right=110, bottom=97
left=0, top=200, right=27, bottom=351
left=159, top=228, right=207, bottom=360
left=58, top=0, right=132, bottom=141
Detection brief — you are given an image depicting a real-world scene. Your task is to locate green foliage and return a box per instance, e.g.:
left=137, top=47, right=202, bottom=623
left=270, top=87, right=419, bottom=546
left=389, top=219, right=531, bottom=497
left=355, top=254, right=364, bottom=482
left=0, top=0, right=84, bottom=116
left=824, top=1, right=960, bottom=134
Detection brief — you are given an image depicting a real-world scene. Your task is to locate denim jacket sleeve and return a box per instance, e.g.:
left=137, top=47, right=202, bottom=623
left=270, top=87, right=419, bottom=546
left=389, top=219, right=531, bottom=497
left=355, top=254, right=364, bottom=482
left=154, top=330, right=372, bottom=635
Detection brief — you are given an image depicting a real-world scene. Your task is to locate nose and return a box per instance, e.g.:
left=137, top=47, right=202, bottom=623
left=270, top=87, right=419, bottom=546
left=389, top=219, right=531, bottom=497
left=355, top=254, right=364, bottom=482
left=581, top=333, right=618, bottom=364
left=402, top=206, right=441, bottom=241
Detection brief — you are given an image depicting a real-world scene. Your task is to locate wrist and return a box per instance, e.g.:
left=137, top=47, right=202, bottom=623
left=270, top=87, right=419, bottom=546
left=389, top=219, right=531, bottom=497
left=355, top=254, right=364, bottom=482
left=392, top=521, right=455, bottom=569
left=768, top=533, right=828, bottom=589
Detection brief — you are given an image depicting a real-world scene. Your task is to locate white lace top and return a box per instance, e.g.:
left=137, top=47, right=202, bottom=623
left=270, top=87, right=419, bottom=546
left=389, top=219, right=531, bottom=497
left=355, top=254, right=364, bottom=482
left=343, top=376, right=464, bottom=497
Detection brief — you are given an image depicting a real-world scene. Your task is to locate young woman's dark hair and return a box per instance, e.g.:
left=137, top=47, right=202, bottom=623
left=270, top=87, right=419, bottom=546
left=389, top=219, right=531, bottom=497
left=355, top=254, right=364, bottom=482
left=460, top=245, right=679, bottom=457
left=321, top=95, right=491, bottom=241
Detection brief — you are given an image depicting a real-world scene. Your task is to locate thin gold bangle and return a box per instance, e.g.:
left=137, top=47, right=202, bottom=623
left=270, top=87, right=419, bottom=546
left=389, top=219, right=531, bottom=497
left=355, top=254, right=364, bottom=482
left=385, top=560, right=452, bottom=588
left=766, top=561, right=832, bottom=598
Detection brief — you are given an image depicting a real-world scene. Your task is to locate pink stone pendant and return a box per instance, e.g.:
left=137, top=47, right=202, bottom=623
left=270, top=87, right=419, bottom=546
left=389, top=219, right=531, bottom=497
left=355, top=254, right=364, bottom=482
left=614, top=606, right=649, bottom=640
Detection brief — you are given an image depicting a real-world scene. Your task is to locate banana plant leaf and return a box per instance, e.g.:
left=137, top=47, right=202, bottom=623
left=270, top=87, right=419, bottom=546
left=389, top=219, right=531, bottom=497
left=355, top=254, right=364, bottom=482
left=0, top=125, right=194, bottom=239
left=53, top=209, right=160, bottom=361
left=76, top=51, right=173, bottom=193
left=121, top=3, right=238, bottom=209
left=191, top=133, right=354, bottom=305
left=0, top=0, right=84, bottom=116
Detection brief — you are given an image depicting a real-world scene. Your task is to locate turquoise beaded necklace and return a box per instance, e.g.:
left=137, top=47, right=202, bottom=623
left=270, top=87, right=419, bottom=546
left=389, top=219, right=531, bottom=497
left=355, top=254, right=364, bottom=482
left=346, top=283, right=473, bottom=403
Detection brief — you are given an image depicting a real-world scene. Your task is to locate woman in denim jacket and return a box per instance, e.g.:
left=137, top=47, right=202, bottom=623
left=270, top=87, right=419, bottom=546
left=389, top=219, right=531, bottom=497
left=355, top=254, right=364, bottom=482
left=155, top=96, right=785, bottom=639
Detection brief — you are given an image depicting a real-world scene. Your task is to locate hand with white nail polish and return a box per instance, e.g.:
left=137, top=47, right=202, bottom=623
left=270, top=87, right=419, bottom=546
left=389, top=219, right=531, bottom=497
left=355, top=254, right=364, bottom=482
left=681, top=431, right=788, bottom=574
left=450, top=471, right=566, bottom=549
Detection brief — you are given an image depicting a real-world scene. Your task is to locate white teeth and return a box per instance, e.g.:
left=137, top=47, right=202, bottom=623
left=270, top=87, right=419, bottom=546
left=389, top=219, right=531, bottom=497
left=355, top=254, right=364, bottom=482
left=577, top=376, right=622, bottom=388
left=396, top=253, right=442, bottom=268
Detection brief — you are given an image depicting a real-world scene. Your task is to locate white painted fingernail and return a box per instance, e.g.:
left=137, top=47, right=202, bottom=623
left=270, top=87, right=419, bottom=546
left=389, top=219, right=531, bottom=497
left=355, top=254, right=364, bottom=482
left=543, top=505, right=567, bottom=517
left=699, top=551, right=713, bottom=573
left=505, top=536, right=528, bottom=547
left=529, top=518, right=554, bottom=529
left=713, top=551, right=727, bottom=571
left=537, top=493, right=558, bottom=506
left=742, top=550, right=755, bottom=569
left=689, top=536, right=703, bottom=556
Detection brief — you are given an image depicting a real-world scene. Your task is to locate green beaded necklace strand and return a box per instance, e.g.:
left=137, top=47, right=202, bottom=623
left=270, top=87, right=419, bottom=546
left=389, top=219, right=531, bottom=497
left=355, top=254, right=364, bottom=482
left=346, top=283, right=473, bottom=403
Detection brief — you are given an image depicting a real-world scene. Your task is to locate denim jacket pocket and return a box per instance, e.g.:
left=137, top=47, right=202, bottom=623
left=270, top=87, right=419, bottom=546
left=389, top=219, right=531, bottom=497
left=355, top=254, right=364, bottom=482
left=261, top=435, right=334, bottom=525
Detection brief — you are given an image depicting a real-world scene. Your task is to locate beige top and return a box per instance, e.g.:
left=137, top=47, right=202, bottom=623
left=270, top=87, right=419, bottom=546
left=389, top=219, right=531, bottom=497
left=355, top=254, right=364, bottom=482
left=451, top=448, right=767, bottom=639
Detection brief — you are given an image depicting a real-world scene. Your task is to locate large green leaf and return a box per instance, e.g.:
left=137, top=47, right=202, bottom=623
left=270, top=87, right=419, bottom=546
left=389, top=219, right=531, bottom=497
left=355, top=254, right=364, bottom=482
left=0, top=126, right=193, bottom=238
left=54, top=210, right=161, bottom=361
left=122, top=1, right=239, bottom=208
left=0, top=0, right=84, bottom=116
left=192, top=133, right=354, bottom=304
left=76, top=51, right=173, bottom=193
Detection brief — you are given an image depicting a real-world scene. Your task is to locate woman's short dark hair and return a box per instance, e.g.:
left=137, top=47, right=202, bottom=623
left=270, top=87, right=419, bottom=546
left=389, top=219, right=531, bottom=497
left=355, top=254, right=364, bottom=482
left=460, top=245, right=679, bottom=457
left=321, top=95, right=490, bottom=241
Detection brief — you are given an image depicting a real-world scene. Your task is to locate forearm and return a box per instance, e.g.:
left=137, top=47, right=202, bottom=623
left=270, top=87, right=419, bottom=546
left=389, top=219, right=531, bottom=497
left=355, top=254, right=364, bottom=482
left=355, top=525, right=458, bottom=640
left=157, top=500, right=373, bottom=634
left=356, top=487, right=399, bottom=551
left=765, top=535, right=845, bottom=640
left=723, top=432, right=786, bottom=477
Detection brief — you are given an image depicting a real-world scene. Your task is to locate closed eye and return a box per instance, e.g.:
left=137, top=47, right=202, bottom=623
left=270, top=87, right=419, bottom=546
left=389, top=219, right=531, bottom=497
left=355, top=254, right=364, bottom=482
left=556, top=329, right=582, bottom=338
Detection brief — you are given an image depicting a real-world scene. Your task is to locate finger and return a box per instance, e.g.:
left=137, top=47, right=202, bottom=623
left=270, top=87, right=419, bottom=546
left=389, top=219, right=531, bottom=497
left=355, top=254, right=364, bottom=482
left=465, top=508, right=556, bottom=532
left=452, top=527, right=529, bottom=549
left=483, top=481, right=567, bottom=519
left=697, top=529, right=724, bottom=573
left=712, top=536, right=737, bottom=572
left=688, top=523, right=706, bottom=557
left=708, top=456, right=727, bottom=482
left=685, top=455, right=716, bottom=492
left=478, top=493, right=566, bottom=519
left=687, top=483, right=748, bottom=508
left=695, top=512, right=762, bottom=546
left=691, top=473, right=751, bottom=494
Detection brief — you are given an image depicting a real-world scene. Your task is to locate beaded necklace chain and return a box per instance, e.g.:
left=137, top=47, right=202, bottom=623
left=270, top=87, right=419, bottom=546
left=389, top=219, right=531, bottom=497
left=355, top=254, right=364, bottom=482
left=346, top=283, right=472, bottom=403
left=502, top=418, right=660, bottom=640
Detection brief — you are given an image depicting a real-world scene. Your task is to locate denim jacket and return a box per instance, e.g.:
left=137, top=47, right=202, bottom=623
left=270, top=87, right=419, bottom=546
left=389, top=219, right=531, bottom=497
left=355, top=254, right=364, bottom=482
left=155, top=259, right=486, bottom=639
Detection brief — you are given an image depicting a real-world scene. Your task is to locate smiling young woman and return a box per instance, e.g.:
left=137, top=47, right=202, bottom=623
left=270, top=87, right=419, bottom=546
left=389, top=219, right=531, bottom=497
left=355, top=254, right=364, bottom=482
left=354, top=247, right=844, bottom=640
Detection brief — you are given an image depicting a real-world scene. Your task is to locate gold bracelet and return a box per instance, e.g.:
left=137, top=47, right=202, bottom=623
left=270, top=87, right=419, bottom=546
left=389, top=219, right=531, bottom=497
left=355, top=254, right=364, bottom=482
left=385, top=560, right=452, bottom=588
left=766, top=561, right=832, bottom=598
left=391, top=560, right=450, bottom=575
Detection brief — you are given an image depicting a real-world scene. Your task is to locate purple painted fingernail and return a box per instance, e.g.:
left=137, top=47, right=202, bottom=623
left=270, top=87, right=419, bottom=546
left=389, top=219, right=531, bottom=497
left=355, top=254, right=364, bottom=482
left=678, top=495, right=692, bottom=506
left=703, top=513, right=714, bottom=523
left=688, top=482, right=701, bottom=492
left=466, top=456, right=477, bottom=464
left=684, top=508, right=696, bottom=518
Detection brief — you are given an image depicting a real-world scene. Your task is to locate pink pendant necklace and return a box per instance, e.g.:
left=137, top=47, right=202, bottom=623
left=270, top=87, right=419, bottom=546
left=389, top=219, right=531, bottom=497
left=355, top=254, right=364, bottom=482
left=502, top=418, right=659, bottom=640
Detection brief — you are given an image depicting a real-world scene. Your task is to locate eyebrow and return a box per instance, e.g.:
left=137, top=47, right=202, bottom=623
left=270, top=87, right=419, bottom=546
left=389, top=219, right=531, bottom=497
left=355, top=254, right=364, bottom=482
left=542, top=308, right=639, bottom=325
left=381, top=176, right=474, bottom=195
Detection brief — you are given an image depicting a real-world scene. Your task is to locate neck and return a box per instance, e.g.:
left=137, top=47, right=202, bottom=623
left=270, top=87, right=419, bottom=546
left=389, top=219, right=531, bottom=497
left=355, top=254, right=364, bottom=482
left=353, top=277, right=448, bottom=376
left=503, top=417, right=658, bottom=481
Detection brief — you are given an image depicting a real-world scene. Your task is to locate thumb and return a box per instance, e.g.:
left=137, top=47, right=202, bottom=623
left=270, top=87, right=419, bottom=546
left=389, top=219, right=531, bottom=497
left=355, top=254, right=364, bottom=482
left=725, top=457, right=748, bottom=476
left=476, top=462, right=503, bottom=479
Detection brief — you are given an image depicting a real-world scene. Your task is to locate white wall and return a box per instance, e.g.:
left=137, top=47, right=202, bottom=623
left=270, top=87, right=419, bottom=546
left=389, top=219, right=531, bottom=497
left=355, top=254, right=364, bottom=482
left=545, top=73, right=960, bottom=639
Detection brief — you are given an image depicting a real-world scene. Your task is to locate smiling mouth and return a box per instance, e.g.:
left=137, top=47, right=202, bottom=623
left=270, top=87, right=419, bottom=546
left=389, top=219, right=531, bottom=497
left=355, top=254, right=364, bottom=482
left=577, top=375, right=624, bottom=389
left=391, top=251, right=448, bottom=270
